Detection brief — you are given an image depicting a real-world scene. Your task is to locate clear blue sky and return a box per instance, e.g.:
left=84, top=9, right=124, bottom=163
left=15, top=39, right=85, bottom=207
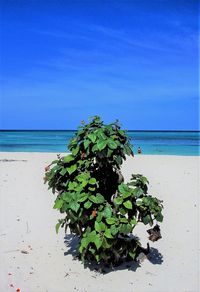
left=0, top=0, right=199, bottom=130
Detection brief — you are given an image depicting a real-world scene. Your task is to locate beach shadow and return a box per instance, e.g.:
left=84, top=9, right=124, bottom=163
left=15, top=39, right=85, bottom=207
left=147, top=247, right=163, bottom=265
left=64, top=234, right=79, bottom=258
left=86, top=260, right=141, bottom=274
left=63, top=235, right=163, bottom=273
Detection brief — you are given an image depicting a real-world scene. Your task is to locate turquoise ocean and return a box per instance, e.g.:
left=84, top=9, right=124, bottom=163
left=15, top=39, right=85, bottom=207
left=0, top=131, right=199, bottom=156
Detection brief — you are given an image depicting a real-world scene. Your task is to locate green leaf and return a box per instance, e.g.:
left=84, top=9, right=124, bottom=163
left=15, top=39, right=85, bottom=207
left=118, top=129, right=126, bottom=137
left=143, top=197, right=150, bottom=206
left=120, top=217, right=128, bottom=223
left=131, top=218, right=137, bottom=225
left=51, top=159, right=59, bottom=164
left=98, top=131, right=107, bottom=140
left=114, top=197, right=123, bottom=205
left=95, top=193, right=105, bottom=204
left=129, top=250, right=136, bottom=260
left=62, top=192, right=72, bottom=202
left=106, top=217, right=116, bottom=225
left=124, top=144, right=133, bottom=156
left=60, top=168, right=67, bottom=176
left=94, top=235, right=102, bottom=250
left=77, top=183, right=85, bottom=191
left=94, top=221, right=101, bottom=232
left=78, top=193, right=88, bottom=202
left=136, top=198, right=143, bottom=206
left=89, top=178, right=96, bottom=185
left=70, top=201, right=80, bottom=213
left=84, top=139, right=90, bottom=149
left=115, top=156, right=123, bottom=166
left=61, top=202, right=68, bottom=212
left=95, top=221, right=106, bottom=232
left=133, top=187, right=144, bottom=197
left=79, top=237, right=89, bottom=253
left=104, top=229, right=114, bottom=239
left=110, top=225, right=118, bottom=236
left=141, top=177, right=149, bottom=186
left=88, top=133, right=97, bottom=143
left=97, top=140, right=107, bottom=151
left=108, top=140, right=118, bottom=149
left=107, top=149, right=113, bottom=157
left=123, top=200, right=133, bottom=209
left=84, top=200, right=92, bottom=209
left=96, top=212, right=103, bottom=222
left=106, top=125, right=114, bottom=134
left=63, top=155, right=74, bottom=163
left=103, top=206, right=112, bottom=218
left=88, top=230, right=97, bottom=242
left=119, top=223, right=132, bottom=234
left=102, top=237, right=113, bottom=248
left=92, top=144, right=98, bottom=152
left=67, top=164, right=77, bottom=174
left=89, top=194, right=104, bottom=204
left=72, top=146, right=79, bottom=156
left=68, top=181, right=77, bottom=190
left=53, top=199, right=63, bottom=209
left=55, top=222, right=61, bottom=234
left=89, top=195, right=97, bottom=203
left=69, top=137, right=77, bottom=146
left=155, top=213, right=163, bottom=222
left=118, top=183, right=131, bottom=198
left=77, top=172, right=90, bottom=182
left=119, top=207, right=126, bottom=215
left=84, top=226, right=92, bottom=236
left=95, top=254, right=100, bottom=262
left=142, top=214, right=151, bottom=225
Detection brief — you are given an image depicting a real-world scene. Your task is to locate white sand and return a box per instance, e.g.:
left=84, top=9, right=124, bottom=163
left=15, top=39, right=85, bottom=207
left=0, top=152, right=199, bottom=292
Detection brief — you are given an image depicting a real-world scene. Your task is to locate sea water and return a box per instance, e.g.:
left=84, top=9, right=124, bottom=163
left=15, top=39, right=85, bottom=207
left=0, top=131, right=199, bottom=156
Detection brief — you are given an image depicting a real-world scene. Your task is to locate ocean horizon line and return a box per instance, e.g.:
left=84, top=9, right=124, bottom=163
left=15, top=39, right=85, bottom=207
left=0, top=129, right=199, bottom=132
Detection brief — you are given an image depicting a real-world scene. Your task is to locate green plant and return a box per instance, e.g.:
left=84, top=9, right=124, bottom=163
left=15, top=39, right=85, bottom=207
left=44, top=116, right=163, bottom=267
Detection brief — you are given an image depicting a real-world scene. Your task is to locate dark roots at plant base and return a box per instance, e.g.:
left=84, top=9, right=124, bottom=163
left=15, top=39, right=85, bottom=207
left=44, top=116, right=164, bottom=267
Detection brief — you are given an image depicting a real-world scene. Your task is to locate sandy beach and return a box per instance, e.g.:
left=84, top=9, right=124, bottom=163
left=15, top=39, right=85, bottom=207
left=0, top=152, right=199, bottom=292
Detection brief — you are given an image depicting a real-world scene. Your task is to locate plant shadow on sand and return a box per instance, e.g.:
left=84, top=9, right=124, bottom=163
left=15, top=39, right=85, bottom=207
left=64, top=234, right=163, bottom=274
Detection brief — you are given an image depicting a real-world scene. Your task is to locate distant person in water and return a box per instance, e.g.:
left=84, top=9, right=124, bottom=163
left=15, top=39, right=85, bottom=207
left=138, top=147, right=142, bottom=154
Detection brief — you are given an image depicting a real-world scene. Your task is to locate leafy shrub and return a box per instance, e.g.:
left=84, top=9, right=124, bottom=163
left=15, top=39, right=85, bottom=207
left=44, top=116, right=163, bottom=266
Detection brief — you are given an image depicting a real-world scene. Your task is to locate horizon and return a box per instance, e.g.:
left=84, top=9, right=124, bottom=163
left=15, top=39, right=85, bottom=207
left=1, top=0, right=199, bottom=131
left=0, top=129, right=199, bottom=132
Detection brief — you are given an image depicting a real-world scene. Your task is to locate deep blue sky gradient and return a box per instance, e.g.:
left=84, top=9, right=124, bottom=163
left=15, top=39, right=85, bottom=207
left=0, top=0, right=199, bottom=130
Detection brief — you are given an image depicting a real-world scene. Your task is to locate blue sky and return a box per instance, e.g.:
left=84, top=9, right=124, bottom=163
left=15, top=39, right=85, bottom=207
left=0, top=0, right=198, bottom=130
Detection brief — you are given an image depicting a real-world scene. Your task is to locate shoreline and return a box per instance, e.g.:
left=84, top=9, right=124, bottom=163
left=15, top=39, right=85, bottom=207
left=0, top=152, right=199, bottom=291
